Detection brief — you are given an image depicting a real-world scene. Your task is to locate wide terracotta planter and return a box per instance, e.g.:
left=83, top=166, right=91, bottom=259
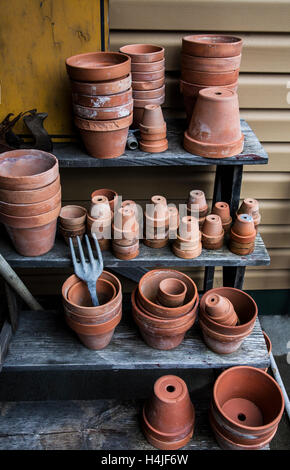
left=181, top=54, right=241, bottom=72
left=210, top=366, right=284, bottom=449
left=181, top=68, right=239, bottom=86
left=184, top=87, right=244, bottom=158
left=75, top=113, right=133, bottom=158
left=0, top=188, right=61, bottom=217
left=132, top=77, right=165, bottom=91
left=72, top=88, right=133, bottom=108
left=68, top=278, right=116, bottom=306
left=0, top=149, right=59, bottom=190
left=59, top=205, right=87, bottom=229
left=182, top=34, right=243, bottom=58
left=70, top=74, right=132, bottom=96
left=0, top=175, right=60, bottom=204
left=131, top=58, right=165, bottom=72
left=66, top=52, right=131, bottom=82
left=133, top=85, right=165, bottom=100
left=142, top=375, right=195, bottom=450
left=119, top=44, right=164, bottom=63
left=73, top=101, right=133, bottom=121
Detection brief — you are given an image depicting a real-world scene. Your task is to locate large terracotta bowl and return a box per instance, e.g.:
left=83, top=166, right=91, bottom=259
left=66, top=52, right=131, bottom=82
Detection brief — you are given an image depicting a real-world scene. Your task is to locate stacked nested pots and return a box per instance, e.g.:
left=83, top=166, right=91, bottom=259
left=210, top=366, right=284, bottom=450
left=87, top=190, right=115, bottom=251
left=62, top=271, right=122, bottom=350
left=0, top=149, right=61, bottom=256
left=139, top=104, right=168, bottom=153
left=229, top=213, right=257, bottom=255
left=119, top=45, right=165, bottom=128
left=237, top=198, right=261, bottom=233
left=132, top=269, right=198, bottom=350
left=172, top=215, right=202, bottom=259
left=180, top=34, right=243, bottom=122
left=112, top=203, right=140, bottom=260
left=66, top=52, right=133, bottom=158
left=144, top=195, right=170, bottom=248
left=59, top=205, right=87, bottom=246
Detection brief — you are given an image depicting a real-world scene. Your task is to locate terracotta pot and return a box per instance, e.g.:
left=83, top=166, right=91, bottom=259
left=0, top=204, right=61, bottom=228
left=229, top=240, right=255, bottom=256
left=157, top=278, right=187, bottom=308
left=0, top=149, right=59, bottom=190
left=72, top=88, right=133, bottom=108
left=212, top=202, right=232, bottom=233
left=137, top=269, right=198, bottom=319
left=172, top=239, right=202, bottom=260
left=64, top=302, right=121, bottom=326
left=0, top=187, right=61, bottom=217
left=181, top=68, right=239, bottom=86
left=143, top=236, right=169, bottom=249
left=140, top=130, right=167, bottom=141
left=73, top=101, right=133, bottom=121
left=90, top=196, right=111, bottom=219
left=119, top=44, right=164, bottom=63
left=139, top=139, right=168, bottom=153
left=66, top=52, right=131, bottom=82
left=187, top=189, right=208, bottom=217
left=263, top=331, right=272, bottom=372
left=75, top=113, right=132, bottom=158
left=113, top=206, right=138, bottom=232
left=112, top=239, right=139, bottom=260
left=182, top=35, right=243, bottom=58
left=87, top=212, right=112, bottom=241
left=91, top=188, right=118, bottom=212
left=202, top=214, right=224, bottom=249
left=178, top=215, right=200, bottom=241
left=132, top=69, right=165, bottom=82
left=68, top=278, right=116, bottom=307
left=0, top=175, right=60, bottom=204
left=144, top=195, right=169, bottom=230
left=184, top=87, right=244, bottom=158
left=230, top=215, right=256, bottom=251
left=237, top=198, right=261, bottom=227
left=141, top=104, right=165, bottom=128
left=70, top=74, right=132, bottom=96
left=142, top=375, right=195, bottom=450
left=133, top=94, right=165, bottom=109
left=132, top=77, right=165, bottom=91
left=132, top=85, right=165, bottom=99
left=181, top=53, right=241, bottom=72
left=210, top=366, right=284, bottom=449
left=139, top=122, right=167, bottom=135
left=131, top=58, right=165, bottom=72
left=204, top=293, right=239, bottom=326
left=59, top=225, right=86, bottom=246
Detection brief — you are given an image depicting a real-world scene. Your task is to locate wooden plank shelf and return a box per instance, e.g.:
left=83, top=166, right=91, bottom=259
left=54, top=119, right=268, bottom=168
left=0, top=231, right=270, bottom=269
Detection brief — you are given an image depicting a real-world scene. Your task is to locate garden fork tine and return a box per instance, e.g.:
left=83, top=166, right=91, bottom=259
left=92, top=233, right=104, bottom=274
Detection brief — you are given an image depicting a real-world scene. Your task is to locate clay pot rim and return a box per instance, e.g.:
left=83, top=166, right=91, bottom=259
left=66, top=51, right=130, bottom=71
left=59, top=205, right=87, bottom=225
left=72, top=88, right=132, bottom=100
left=132, top=78, right=165, bottom=90
left=91, top=188, right=118, bottom=204
left=67, top=278, right=117, bottom=307
left=184, top=130, right=244, bottom=158
left=181, top=52, right=241, bottom=65
left=0, top=175, right=60, bottom=202
left=120, top=44, right=164, bottom=60
left=0, top=204, right=61, bottom=228
left=0, top=187, right=61, bottom=211
left=132, top=67, right=165, bottom=77
left=87, top=212, right=112, bottom=226
left=64, top=298, right=121, bottom=321
left=158, top=278, right=187, bottom=300
left=133, top=94, right=165, bottom=108
left=213, top=366, right=285, bottom=432
left=180, top=79, right=239, bottom=91
left=73, top=100, right=133, bottom=114
left=230, top=227, right=256, bottom=243
left=75, top=112, right=133, bottom=132
left=142, top=406, right=194, bottom=441
left=199, top=318, right=251, bottom=342
left=263, top=331, right=272, bottom=355
left=182, top=34, right=243, bottom=51
left=66, top=307, right=122, bottom=335
left=70, top=74, right=132, bottom=94
left=139, top=122, right=166, bottom=134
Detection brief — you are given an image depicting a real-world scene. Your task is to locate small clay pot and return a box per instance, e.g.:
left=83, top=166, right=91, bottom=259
left=181, top=54, right=241, bottom=72
left=73, top=101, right=133, bottom=121
left=139, top=139, right=168, bottom=153
left=70, top=74, right=132, bottom=96
left=87, top=212, right=112, bottom=241
left=132, top=69, right=165, bottom=82
left=59, top=225, right=86, bottom=246
left=230, top=215, right=257, bottom=251
left=142, top=375, right=195, bottom=450
left=182, top=35, right=243, bottom=58
left=0, top=175, right=60, bottom=204
left=202, top=214, right=224, bottom=249
left=0, top=149, right=59, bottom=190
left=133, top=85, right=165, bottom=100
left=204, top=293, right=239, bottom=326
left=72, top=88, right=133, bottom=108
left=112, top=239, right=139, bottom=260
left=212, top=202, right=232, bottom=233
left=187, top=190, right=208, bottom=217
left=184, top=87, right=244, bottom=158
left=90, top=195, right=111, bottom=219
left=66, top=51, right=131, bottom=82
left=229, top=239, right=255, bottom=256
left=139, top=122, right=167, bottom=135
left=132, top=77, right=165, bottom=91
left=181, top=68, right=239, bottom=86
left=59, top=205, right=87, bottom=229
left=172, top=241, right=202, bottom=260
left=119, top=44, right=164, bottom=63
left=157, top=278, right=187, bottom=308
left=237, top=198, right=261, bottom=227
left=141, top=104, right=165, bottom=128
left=131, top=58, right=165, bottom=72
left=0, top=188, right=61, bottom=217
left=91, top=188, right=118, bottom=212
left=143, top=236, right=169, bottom=249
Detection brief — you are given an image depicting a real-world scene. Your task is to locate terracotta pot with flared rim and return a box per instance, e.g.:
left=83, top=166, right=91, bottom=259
left=59, top=225, right=86, bottom=247
left=202, top=214, right=224, bottom=237
left=140, top=130, right=167, bottom=142
left=141, top=104, right=165, bottom=128
left=133, top=85, right=165, bottom=100
left=232, top=213, right=256, bottom=237
left=90, top=188, right=118, bottom=212
left=172, top=241, right=202, bottom=260
left=142, top=375, right=195, bottom=450
left=0, top=187, right=61, bottom=217
left=68, top=278, right=116, bottom=307
left=210, top=366, right=284, bottom=449
left=70, top=74, right=132, bottom=96
left=133, top=94, right=165, bottom=109
left=157, top=278, right=187, bottom=308
left=178, top=215, right=200, bottom=241
left=182, top=34, right=243, bottom=58
left=184, top=87, right=244, bottom=159
left=137, top=269, right=198, bottom=319
left=204, top=293, right=238, bottom=326
left=229, top=241, right=255, bottom=256
left=187, top=189, right=208, bottom=215
left=132, top=69, right=165, bottom=82
left=73, top=101, right=133, bottom=121
left=0, top=175, right=60, bottom=205
left=62, top=272, right=122, bottom=316
left=119, top=44, right=165, bottom=63
left=132, top=78, right=165, bottom=91
left=66, top=51, right=131, bottom=82
left=113, top=206, right=138, bottom=232
left=262, top=331, right=272, bottom=373
left=86, top=213, right=112, bottom=242
left=181, top=54, right=241, bottom=73
left=72, top=88, right=133, bottom=108
left=181, top=68, right=239, bottom=86
left=237, top=198, right=261, bottom=226
left=112, top=240, right=139, bottom=260
left=0, top=204, right=61, bottom=229
left=212, top=202, right=232, bottom=232
left=0, top=149, right=59, bottom=190
left=139, top=139, right=168, bottom=153
left=64, top=303, right=121, bottom=326
left=131, top=58, right=165, bottom=72
left=199, top=318, right=251, bottom=354
left=75, top=113, right=132, bottom=159
left=59, top=205, right=86, bottom=229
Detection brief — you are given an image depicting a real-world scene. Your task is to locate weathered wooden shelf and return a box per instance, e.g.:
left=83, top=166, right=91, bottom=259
left=0, top=232, right=270, bottom=269
left=53, top=119, right=268, bottom=168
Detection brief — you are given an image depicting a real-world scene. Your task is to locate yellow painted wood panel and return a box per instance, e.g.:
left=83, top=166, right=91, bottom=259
left=110, top=0, right=290, bottom=32
left=0, top=0, right=108, bottom=135
left=111, top=31, right=290, bottom=73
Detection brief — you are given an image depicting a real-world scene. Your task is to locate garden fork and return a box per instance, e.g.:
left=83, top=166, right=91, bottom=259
left=69, top=233, right=103, bottom=307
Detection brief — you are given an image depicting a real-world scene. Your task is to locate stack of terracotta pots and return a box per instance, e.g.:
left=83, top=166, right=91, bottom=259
left=212, top=202, right=232, bottom=234
left=186, top=189, right=208, bottom=227
left=237, top=198, right=261, bottom=232
left=172, top=216, right=202, bottom=259
left=0, top=149, right=61, bottom=256
left=87, top=193, right=112, bottom=251
left=119, top=44, right=165, bottom=128
left=144, top=195, right=169, bottom=248
left=184, top=87, right=244, bottom=158
left=180, top=34, right=243, bottom=122
left=66, top=52, right=133, bottom=158
left=131, top=269, right=198, bottom=350
left=59, top=205, right=87, bottom=246
left=142, top=375, right=195, bottom=450
left=210, top=366, right=284, bottom=450
left=112, top=204, right=140, bottom=260
left=199, top=287, right=258, bottom=354
left=139, top=104, right=168, bottom=153
left=202, top=214, right=224, bottom=250
left=229, top=214, right=257, bottom=255
left=62, top=271, right=122, bottom=350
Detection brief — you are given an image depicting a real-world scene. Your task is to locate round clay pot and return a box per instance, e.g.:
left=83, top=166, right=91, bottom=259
left=68, top=278, right=116, bottom=308
left=181, top=68, right=239, bottom=86
left=112, top=239, right=139, bottom=260
left=172, top=241, right=202, bottom=260
left=139, top=139, right=168, bottom=153
left=184, top=87, right=244, bottom=158
left=143, top=237, right=169, bottom=249
left=87, top=212, right=112, bottom=240
left=75, top=113, right=133, bottom=159
left=181, top=53, right=241, bottom=72
left=230, top=214, right=256, bottom=248
left=157, top=278, right=187, bottom=308
left=133, top=85, right=165, bottom=100
left=119, top=44, right=164, bottom=63
left=210, top=366, right=284, bottom=449
left=0, top=204, right=61, bottom=228
left=70, top=74, right=132, bottom=96
left=66, top=51, right=131, bottom=82
left=141, top=104, right=165, bottom=128
left=202, top=215, right=224, bottom=249
left=178, top=215, right=200, bottom=241
left=133, top=94, right=165, bottom=109
left=0, top=175, right=60, bottom=204
left=0, top=149, right=59, bottom=190
left=132, top=77, right=165, bottom=91
left=182, top=35, right=243, bottom=58
left=72, top=88, right=133, bottom=108
left=187, top=190, right=208, bottom=216
left=237, top=198, right=261, bottom=226
left=132, top=69, right=165, bottom=82
left=64, top=303, right=121, bottom=326
left=90, top=196, right=111, bottom=219
left=0, top=187, right=61, bottom=217
left=212, top=202, right=232, bottom=232
left=91, top=188, right=118, bottom=212
left=131, top=58, right=165, bottom=72
left=137, top=269, right=198, bottom=319
left=204, top=293, right=238, bottom=326
left=59, top=225, right=86, bottom=246
left=73, top=101, right=133, bottom=121
left=140, top=130, right=167, bottom=141
left=142, top=375, right=195, bottom=450
left=232, top=214, right=255, bottom=237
